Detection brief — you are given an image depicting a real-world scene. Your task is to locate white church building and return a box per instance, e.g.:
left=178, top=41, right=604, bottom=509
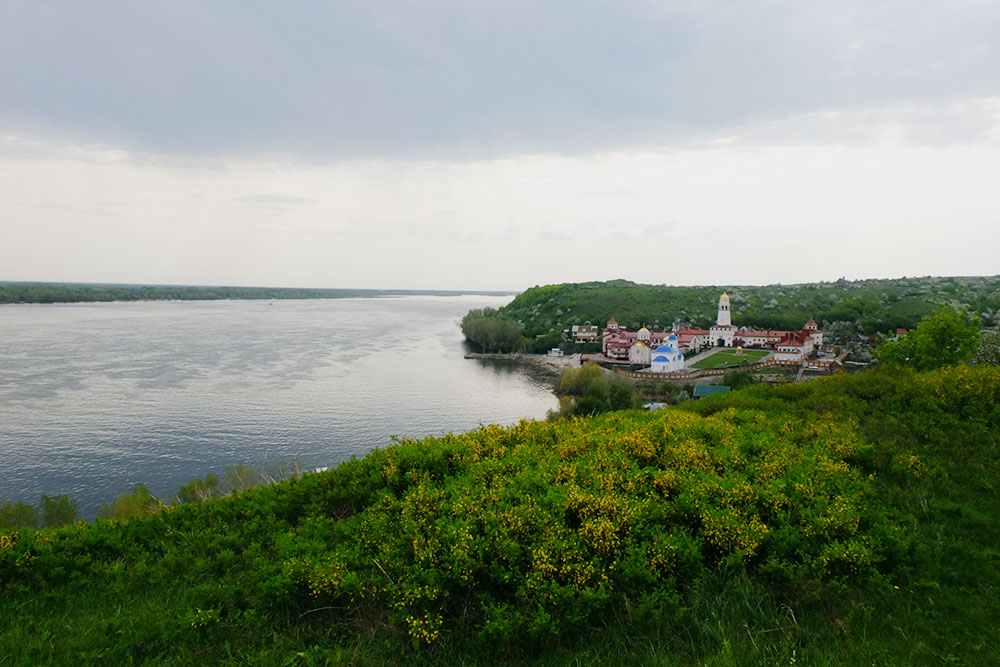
left=649, top=333, right=685, bottom=372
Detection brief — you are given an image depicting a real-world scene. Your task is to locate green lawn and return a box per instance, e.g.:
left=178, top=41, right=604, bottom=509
left=690, top=347, right=770, bottom=369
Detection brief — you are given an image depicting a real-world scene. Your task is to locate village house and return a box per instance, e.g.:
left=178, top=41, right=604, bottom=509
left=571, top=324, right=601, bottom=343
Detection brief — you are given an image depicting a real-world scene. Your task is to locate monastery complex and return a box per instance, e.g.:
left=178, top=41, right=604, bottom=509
left=597, top=293, right=825, bottom=373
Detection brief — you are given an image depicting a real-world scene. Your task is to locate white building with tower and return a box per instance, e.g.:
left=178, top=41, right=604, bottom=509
left=709, top=292, right=738, bottom=347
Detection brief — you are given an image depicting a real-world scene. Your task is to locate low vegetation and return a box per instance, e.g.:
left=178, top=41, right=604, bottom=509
left=548, top=362, right=636, bottom=417
left=2, top=362, right=999, bottom=664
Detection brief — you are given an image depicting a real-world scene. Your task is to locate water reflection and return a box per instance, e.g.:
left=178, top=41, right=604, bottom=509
left=0, top=296, right=557, bottom=516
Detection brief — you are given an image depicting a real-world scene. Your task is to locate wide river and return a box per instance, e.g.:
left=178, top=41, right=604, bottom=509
left=0, top=295, right=558, bottom=517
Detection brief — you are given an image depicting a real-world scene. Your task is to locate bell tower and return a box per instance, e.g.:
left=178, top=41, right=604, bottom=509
left=717, top=292, right=731, bottom=327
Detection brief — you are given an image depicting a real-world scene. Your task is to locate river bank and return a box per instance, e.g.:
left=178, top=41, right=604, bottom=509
left=463, top=352, right=582, bottom=377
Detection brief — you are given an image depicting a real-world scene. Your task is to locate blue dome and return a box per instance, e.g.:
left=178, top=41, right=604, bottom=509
left=667, top=333, right=678, bottom=341
left=653, top=355, right=669, bottom=362
left=653, top=345, right=672, bottom=353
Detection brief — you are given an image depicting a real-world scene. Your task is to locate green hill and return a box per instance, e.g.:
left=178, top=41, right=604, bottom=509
left=2, top=365, right=998, bottom=664
left=462, top=276, right=1000, bottom=352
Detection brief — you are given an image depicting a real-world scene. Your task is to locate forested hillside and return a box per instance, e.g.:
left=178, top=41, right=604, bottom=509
left=2, top=365, right=999, bottom=664
left=462, top=276, right=1000, bottom=353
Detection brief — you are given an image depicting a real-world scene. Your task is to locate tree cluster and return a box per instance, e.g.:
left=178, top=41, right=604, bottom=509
left=876, top=309, right=981, bottom=371
left=0, top=495, right=79, bottom=530
left=460, top=308, right=523, bottom=352
left=551, top=362, right=635, bottom=417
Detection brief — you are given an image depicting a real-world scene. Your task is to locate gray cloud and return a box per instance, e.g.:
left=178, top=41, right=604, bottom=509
left=2, top=2, right=998, bottom=159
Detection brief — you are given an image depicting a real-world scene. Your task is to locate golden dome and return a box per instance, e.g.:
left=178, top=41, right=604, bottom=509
left=720, top=292, right=730, bottom=301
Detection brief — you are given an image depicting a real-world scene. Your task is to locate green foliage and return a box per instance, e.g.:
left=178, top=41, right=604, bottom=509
left=175, top=473, right=222, bottom=504
left=556, top=362, right=608, bottom=396
left=876, top=308, right=980, bottom=371
left=223, top=463, right=263, bottom=493
left=976, top=328, right=1000, bottom=365
left=0, top=501, right=39, bottom=530
left=572, top=382, right=612, bottom=415
left=606, top=382, right=634, bottom=411
left=40, top=494, right=79, bottom=528
left=174, top=458, right=305, bottom=504
left=721, top=369, right=757, bottom=390
left=0, top=495, right=78, bottom=530
left=527, top=331, right=563, bottom=354
left=97, top=484, right=163, bottom=521
left=1, top=366, right=1000, bottom=664
left=553, top=362, right=636, bottom=417
left=461, top=308, right=524, bottom=352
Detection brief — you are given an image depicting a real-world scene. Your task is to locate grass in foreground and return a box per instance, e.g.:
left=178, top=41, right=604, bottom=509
left=2, top=366, right=999, bottom=665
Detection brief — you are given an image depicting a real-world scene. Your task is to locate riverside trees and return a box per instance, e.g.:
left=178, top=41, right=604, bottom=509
left=460, top=307, right=523, bottom=352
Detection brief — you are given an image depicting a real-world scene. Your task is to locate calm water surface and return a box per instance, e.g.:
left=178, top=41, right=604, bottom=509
left=0, top=296, right=557, bottom=516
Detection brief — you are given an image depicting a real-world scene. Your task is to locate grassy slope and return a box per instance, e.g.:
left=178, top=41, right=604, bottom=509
left=2, top=367, right=999, bottom=665
left=490, top=276, right=1000, bottom=337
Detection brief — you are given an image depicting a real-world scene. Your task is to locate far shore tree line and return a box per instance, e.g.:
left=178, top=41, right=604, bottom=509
left=0, top=282, right=509, bottom=304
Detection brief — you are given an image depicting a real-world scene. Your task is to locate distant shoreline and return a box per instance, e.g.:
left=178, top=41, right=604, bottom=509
left=0, top=281, right=517, bottom=305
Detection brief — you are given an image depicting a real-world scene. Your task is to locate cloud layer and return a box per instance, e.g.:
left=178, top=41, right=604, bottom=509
left=3, top=2, right=999, bottom=159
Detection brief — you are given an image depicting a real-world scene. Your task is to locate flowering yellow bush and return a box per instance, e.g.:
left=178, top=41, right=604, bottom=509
left=282, top=397, right=909, bottom=643
left=0, top=533, right=18, bottom=553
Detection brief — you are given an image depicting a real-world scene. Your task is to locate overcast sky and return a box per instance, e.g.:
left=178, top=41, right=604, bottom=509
left=2, top=1, right=999, bottom=290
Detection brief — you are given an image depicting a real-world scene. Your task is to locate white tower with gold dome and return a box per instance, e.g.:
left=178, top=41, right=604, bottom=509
left=716, top=292, right=732, bottom=327
left=709, top=292, right=737, bottom=347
